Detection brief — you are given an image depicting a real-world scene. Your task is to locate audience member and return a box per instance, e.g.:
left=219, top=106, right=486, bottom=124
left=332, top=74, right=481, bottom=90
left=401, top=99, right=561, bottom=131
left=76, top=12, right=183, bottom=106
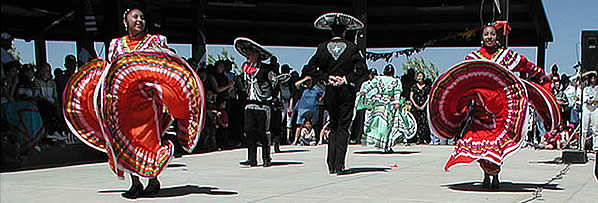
left=298, top=120, right=317, bottom=146
left=1, top=61, right=19, bottom=103
left=3, top=63, right=45, bottom=153
left=400, top=68, right=416, bottom=99
left=581, top=71, right=597, bottom=150
left=540, top=128, right=562, bottom=150
left=318, top=120, right=330, bottom=145
left=410, top=71, right=431, bottom=144
left=1, top=32, right=21, bottom=78
left=291, top=76, right=324, bottom=145
left=33, top=62, right=66, bottom=141
left=54, top=55, right=77, bottom=106
left=553, top=80, right=569, bottom=125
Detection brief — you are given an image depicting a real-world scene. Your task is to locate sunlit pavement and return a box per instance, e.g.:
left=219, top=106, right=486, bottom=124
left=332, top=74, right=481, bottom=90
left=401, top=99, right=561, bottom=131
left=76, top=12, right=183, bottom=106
left=1, top=144, right=596, bottom=202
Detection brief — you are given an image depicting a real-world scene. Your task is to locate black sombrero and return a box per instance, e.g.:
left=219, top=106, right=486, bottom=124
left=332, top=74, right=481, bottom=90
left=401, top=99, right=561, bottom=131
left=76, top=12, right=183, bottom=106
left=313, top=12, right=364, bottom=31
left=234, top=37, right=273, bottom=61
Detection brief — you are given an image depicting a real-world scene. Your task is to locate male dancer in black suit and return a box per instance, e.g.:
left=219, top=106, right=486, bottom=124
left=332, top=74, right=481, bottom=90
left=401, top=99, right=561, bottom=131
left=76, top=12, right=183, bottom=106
left=234, top=37, right=278, bottom=167
left=301, top=13, right=367, bottom=174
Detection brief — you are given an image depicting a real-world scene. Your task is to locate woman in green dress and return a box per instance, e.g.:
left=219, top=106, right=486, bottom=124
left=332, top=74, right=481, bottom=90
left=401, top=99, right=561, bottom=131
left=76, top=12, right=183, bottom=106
left=357, top=64, right=416, bottom=152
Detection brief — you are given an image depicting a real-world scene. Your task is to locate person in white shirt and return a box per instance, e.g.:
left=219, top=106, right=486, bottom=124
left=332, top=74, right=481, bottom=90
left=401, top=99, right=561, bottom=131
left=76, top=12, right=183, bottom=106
left=580, top=71, right=597, bottom=151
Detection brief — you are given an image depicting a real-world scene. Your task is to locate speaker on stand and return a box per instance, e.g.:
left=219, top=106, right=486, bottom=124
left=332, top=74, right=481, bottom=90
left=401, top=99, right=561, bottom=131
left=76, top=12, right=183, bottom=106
left=581, top=30, right=598, bottom=72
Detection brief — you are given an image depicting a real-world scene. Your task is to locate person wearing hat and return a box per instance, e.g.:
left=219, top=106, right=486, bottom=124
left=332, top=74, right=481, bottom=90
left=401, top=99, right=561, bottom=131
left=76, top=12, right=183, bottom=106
left=301, top=13, right=367, bottom=174
left=1, top=32, right=20, bottom=80
left=234, top=37, right=279, bottom=167
left=1, top=32, right=18, bottom=64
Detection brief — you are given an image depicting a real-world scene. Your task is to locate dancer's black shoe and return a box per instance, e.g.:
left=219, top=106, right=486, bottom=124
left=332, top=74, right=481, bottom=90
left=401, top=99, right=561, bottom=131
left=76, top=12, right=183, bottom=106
left=121, top=184, right=143, bottom=199
left=143, top=179, right=161, bottom=195
left=240, top=160, right=258, bottom=167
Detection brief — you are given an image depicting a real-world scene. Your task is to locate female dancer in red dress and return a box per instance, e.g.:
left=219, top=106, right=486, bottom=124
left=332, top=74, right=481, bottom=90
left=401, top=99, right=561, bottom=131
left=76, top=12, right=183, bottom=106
left=63, top=8, right=205, bottom=198
left=428, top=22, right=559, bottom=189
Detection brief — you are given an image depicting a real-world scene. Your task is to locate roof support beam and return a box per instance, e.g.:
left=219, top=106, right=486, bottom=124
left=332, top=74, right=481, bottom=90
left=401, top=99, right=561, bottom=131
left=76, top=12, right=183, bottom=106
left=191, top=0, right=207, bottom=64
left=35, top=38, right=47, bottom=65
left=537, top=41, right=546, bottom=70
left=353, top=0, right=367, bottom=53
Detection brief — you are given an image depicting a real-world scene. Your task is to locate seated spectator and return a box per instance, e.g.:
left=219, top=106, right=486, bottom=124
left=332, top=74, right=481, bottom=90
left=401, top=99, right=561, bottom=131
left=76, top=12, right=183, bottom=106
left=298, top=120, right=316, bottom=146
left=540, top=129, right=562, bottom=150
left=1, top=61, right=19, bottom=103
left=561, top=123, right=578, bottom=149
left=15, top=64, right=36, bottom=100
left=2, top=64, right=46, bottom=153
left=33, top=62, right=66, bottom=141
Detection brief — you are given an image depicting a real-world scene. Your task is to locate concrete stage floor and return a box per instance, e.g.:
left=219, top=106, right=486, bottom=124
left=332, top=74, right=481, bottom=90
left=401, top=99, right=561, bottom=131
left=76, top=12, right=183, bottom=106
left=1, top=144, right=596, bottom=202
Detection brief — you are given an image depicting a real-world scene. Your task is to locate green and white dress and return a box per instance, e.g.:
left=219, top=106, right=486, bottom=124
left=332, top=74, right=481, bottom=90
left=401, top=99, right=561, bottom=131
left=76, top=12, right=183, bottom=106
left=356, top=76, right=416, bottom=151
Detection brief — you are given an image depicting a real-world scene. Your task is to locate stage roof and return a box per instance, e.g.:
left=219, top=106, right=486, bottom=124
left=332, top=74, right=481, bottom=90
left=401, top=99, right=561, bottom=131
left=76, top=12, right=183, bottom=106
left=1, top=0, right=553, bottom=48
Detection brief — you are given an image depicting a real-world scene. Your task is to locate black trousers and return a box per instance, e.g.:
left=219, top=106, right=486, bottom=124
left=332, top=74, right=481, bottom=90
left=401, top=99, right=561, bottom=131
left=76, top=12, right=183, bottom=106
left=350, top=109, right=366, bottom=142
left=244, top=106, right=271, bottom=162
left=324, top=85, right=355, bottom=172
left=270, top=108, right=282, bottom=149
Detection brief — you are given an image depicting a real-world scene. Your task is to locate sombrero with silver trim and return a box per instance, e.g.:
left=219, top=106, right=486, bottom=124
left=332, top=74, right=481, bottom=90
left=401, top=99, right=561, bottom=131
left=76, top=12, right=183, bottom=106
left=314, top=12, right=364, bottom=30
left=234, top=37, right=273, bottom=61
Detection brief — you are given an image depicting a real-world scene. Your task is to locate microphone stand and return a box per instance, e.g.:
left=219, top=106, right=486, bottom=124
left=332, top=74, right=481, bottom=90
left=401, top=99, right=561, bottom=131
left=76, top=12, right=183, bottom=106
left=574, top=62, right=584, bottom=151
left=561, top=62, right=588, bottom=164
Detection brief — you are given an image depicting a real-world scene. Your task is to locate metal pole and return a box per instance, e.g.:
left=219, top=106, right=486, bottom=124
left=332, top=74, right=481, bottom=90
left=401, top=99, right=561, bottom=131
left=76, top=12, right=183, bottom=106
left=504, top=0, right=509, bottom=47
left=579, top=66, right=584, bottom=151
left=34, top=38, right=47, bottom=65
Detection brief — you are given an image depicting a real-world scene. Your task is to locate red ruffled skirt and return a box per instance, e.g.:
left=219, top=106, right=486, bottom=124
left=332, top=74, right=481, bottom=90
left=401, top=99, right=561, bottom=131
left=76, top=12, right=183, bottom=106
left=428, top=60, right=559, bottom=172
left=64, top=49, right=205, bottom=178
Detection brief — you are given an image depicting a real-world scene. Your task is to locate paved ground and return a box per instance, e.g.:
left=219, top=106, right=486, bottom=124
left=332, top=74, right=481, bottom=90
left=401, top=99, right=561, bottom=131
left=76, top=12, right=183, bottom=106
left=1, top=144, right=596, bottom=203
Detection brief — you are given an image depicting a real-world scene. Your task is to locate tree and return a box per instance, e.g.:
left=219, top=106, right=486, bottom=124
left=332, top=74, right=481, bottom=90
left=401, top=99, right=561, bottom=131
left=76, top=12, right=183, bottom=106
left=207, top=48, right=236, bottom=67
left=401, top=56, right=440, bottom=79
left=207, top=48, right=243, bottom=75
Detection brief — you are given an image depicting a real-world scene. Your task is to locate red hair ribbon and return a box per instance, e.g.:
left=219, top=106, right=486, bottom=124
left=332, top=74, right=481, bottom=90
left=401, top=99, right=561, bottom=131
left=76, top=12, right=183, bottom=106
left=493, top=20, right=511, bottom=35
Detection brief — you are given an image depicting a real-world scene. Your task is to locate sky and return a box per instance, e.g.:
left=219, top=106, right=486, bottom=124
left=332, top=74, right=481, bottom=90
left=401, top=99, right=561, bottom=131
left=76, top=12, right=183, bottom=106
left=11, top=1, right=598, bottom=78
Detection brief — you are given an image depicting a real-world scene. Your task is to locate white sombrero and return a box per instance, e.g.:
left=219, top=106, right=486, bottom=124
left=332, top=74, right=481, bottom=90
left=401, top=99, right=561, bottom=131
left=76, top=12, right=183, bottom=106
left=313, top=12, right=364, bottom=30
left=234, top=37, right=273, bottom=61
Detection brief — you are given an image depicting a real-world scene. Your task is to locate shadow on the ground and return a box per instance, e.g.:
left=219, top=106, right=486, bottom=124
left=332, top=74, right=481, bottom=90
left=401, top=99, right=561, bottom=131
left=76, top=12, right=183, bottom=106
left=275, top=149, right=310, bottom=153
left=531, top=160, right=563, bottom=164
left=167, top=163, right=187, bottom=168
left=337, top=167, right=391, bottom=175
left=98, top=185, right=238, bottom=199
left=238, top=161, right=304, bottom=168
left=270, top=161, right=303, bottom=166
left=442, top=181, right=563, bottom=192
left=353, top=150, right=420, bottom=155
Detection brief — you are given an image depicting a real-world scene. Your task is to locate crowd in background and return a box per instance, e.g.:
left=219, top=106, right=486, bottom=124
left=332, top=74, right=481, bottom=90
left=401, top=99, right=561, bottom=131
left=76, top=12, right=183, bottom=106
left=1, top=32, right=78, bottom=169
left=1, top=30, right=596, bottom=170
left=531, top=64, right=597, bottom=151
